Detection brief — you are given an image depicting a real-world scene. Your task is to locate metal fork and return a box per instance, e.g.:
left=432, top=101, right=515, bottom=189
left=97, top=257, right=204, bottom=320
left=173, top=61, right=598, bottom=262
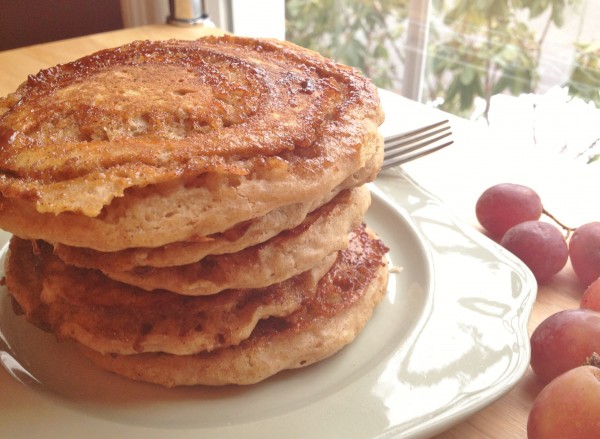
left=381, top=120, right=453, bottom=170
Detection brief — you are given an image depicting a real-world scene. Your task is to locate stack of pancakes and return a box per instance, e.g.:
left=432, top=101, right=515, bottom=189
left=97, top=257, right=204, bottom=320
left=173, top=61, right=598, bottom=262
left=0, top=35, right=389, bottom=387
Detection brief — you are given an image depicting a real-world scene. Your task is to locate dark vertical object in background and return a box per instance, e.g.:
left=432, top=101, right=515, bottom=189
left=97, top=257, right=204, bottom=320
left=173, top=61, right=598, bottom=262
left=0, top=0, right=124, bottom=51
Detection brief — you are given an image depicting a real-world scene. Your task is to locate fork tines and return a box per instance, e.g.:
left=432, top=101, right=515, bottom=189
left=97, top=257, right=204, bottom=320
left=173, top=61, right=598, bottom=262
left=381, top=119, right=453, bottom=170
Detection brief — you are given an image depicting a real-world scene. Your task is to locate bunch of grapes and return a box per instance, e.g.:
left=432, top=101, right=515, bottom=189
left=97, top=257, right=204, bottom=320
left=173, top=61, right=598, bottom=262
left=475, top=183, right=600, bottom=285
left=527, top=278, right=600, bottom=437
left=476, top=183, right=600, bottom=437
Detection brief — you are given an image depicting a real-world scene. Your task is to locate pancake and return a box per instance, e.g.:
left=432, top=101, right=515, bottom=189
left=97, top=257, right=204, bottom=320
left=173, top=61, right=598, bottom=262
left=0, top=36, right=384, bottom=251
left=5, top=237, right=336, bottom=356
left=52, top=187, right=341, bottom=270
left=0, top=160, right=380, bottom=251
left=1, top=35, right=390, bottom=389
left=55, top=187, right=370, bottom=296
left=79, top=225, right=390, bottom=387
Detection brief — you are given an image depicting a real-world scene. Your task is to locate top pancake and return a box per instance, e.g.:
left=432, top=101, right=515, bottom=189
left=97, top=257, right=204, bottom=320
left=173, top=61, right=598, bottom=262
left=0, top=36, right=383, bottom=250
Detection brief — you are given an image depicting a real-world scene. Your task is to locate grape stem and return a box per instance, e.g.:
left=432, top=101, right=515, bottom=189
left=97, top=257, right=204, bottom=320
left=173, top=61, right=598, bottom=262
left=586, top=352, right=600, bottom=369
left=542, top=208, right=577, bottom=239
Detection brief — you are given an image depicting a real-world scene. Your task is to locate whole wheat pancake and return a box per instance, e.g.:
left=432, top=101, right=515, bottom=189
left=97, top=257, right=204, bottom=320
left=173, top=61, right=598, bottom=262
left=55, top=187, right=369, bottom=296
left=52, top=187, right=341, bottom=270
left=0, top=36, right=384, bottom=251
left=80, top=225, right=389, bottom=387
left=5, top=237, right=336, bottom=356
left=0, top=160, right=380, bottom=251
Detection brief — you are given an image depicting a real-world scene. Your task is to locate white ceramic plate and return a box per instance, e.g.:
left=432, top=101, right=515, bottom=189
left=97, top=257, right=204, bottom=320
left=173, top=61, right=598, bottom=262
left=0, top=171, right=536, bottom=439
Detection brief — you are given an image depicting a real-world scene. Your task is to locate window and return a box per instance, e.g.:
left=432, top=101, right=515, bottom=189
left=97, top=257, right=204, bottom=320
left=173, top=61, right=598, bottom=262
left=285, top=0, right=600, bottom=164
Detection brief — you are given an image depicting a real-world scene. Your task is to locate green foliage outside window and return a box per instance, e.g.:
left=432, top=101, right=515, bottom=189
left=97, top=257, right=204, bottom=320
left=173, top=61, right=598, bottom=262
left=429, top=0, right=541, bottom=119
left=285, top=0, right=408, bottom=89
left=285, top=0, right=599, bottom=122
left=567, top=41, right=600, bottom=108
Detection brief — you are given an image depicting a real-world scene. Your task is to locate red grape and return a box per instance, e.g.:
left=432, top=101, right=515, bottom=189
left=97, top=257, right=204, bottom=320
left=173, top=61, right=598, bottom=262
left=528, top=365, right=600, bottom=439
left=530, top=308, right=600, bottom=383
left=580, top=277, right=600, bottom=311
left=475, top=183, right=543, bottom=237
left=569, top=222, right=600, bottom=287
left=500, top=221, right=568, bottom=282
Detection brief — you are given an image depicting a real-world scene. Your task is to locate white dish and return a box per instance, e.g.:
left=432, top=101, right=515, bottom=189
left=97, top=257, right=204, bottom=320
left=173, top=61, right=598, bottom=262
left=0, top=171, right=536, bottom=439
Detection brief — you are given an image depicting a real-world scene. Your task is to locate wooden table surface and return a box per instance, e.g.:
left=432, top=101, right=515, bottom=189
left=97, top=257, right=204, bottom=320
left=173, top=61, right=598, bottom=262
left=1, top=23, right=598, bottom=439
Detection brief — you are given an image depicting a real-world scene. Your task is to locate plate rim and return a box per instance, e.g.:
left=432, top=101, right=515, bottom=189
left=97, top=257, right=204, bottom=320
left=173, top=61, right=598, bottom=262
left=0, top=173, right=537, bottom=439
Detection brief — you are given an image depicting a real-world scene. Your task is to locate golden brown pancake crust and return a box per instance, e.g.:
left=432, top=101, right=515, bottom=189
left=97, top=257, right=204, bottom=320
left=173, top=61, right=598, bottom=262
left=4, top=237, right=336, bottom=356
left=80, top=225, right=390, bottom=387
left=0, top=35, right=384, bottom=217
